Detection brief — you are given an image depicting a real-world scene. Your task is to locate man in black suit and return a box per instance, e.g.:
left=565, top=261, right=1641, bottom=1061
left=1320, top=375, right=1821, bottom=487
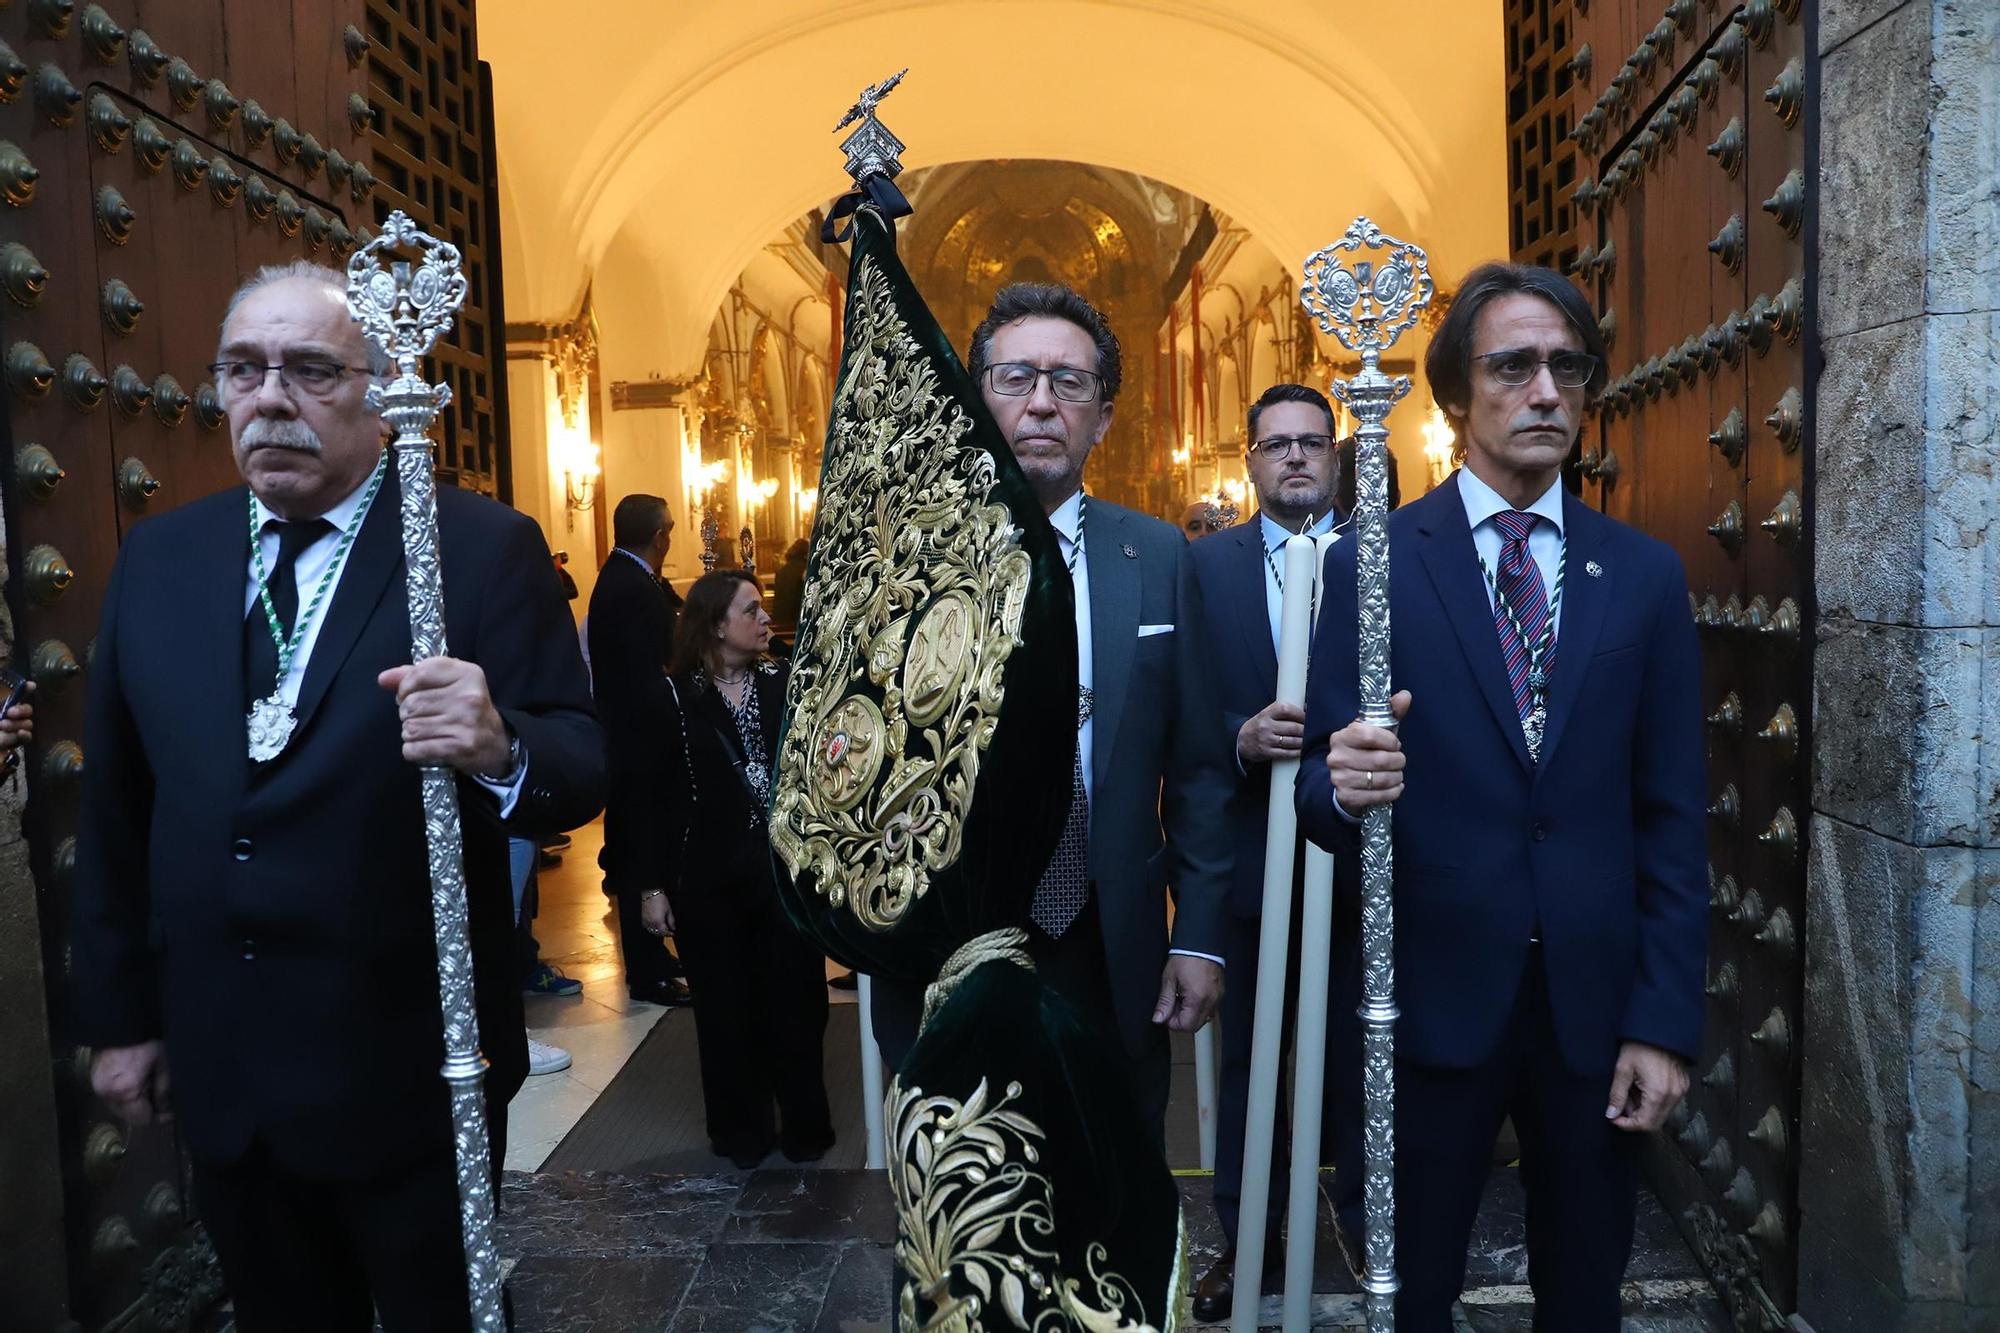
left=1298, top=263, right=1706, bottom=1329
left=588, top=492, right=693, bottom=1006
left=72, top=262, right=605, bottom=1330
left=1188, top=383, right=1361, bottom=1317
left=871, top=283, right=1236, bottom=1140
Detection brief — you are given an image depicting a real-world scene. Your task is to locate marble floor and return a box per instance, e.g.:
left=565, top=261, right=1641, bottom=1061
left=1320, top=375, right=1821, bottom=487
left=500, top=1167, right=1729, bottom=1331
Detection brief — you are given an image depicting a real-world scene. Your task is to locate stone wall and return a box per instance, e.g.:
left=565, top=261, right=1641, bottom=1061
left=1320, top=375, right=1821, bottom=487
left=1801, top=0, right=1999, bottom=1328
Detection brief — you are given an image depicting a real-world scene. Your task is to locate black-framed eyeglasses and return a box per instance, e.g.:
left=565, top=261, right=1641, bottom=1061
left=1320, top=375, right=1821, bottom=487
left=208, top=359, right=371, bottom=397
left=1473, top=349, right=1599, bottom=388
left=984, top=362, right=1103, bottom=403
left=1250, top=433, right=1334, bottom=460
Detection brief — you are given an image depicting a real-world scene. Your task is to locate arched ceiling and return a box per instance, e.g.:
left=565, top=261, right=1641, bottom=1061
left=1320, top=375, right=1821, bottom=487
left=483, top=0, right=1507, bottom=371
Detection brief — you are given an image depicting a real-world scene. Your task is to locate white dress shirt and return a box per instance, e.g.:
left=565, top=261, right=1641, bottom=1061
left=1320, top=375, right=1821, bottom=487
left=246, top=462, right=526, bottom=815
left=1457, top=466, right=1565, bottom=634
left=1049, top=489, right=1094, bottom=803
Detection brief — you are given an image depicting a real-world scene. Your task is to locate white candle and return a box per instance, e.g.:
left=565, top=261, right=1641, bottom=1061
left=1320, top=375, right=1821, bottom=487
left=1232, top=532, right=1321, bottom=1330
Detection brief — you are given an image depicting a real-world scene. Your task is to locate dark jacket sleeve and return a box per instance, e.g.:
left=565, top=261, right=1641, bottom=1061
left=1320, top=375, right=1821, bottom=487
left=1162, top=540, right=1237, bottom=960
left=1617, top=548, right=1709, bottom=1062
left=477, top=513, right=605, bottom=835
left=1297, top=537, right=1363, bottom=858
left=69, top=538, right=162, bottom=1048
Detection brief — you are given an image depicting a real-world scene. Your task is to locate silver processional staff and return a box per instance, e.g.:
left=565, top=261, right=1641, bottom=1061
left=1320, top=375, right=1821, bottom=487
left=346, top=212, right=507, bottom=1333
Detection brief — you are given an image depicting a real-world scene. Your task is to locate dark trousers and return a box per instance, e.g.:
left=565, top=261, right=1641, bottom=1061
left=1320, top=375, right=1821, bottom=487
left=192, top=1112, right=506, bottom=1333
left=1212, top=881, right=1365, bottom=1251
left=1395, top=948, right=1639, bottom=1332
left=869, top=896, right=1172, bottom=1145
left=674, top=877, right=833, bottom=1157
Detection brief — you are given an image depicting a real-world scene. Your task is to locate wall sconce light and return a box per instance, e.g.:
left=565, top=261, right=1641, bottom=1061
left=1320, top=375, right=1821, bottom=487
left=797, top=486, right=819, bottom=521
left=559, top=428, right=601, bottom=524
left=1421, top=407, right=1456, bottom=491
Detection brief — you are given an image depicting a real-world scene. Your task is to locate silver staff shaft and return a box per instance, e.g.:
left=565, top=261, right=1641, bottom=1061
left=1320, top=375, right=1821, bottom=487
left=1301, top=218, right=1433, bottom=1333
left=350, top=214, right=503, bottom=1332
left=1352, top=414, right=1400, bottom=1331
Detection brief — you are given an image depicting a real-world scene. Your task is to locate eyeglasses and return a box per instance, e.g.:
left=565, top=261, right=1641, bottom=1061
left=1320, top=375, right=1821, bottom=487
left=984, top=362, right=1103, bottom=403
left=1250, top=433, right=1334, bottom=460
left=209, top=359, right=371, bottom=398
left=1473, top=349, right=1599, bottom=388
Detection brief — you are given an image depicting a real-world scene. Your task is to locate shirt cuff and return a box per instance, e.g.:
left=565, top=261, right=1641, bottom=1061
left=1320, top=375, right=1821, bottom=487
left=1169, top=947, right=1226, bottom=969
left=474, top=748, right=528, bottom=820
left=1331, top=789, right=1363, bottom=826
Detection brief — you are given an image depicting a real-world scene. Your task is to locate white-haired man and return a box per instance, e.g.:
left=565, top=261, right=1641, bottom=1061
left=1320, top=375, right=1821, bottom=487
left=71, top=262, right=605, bottom=1328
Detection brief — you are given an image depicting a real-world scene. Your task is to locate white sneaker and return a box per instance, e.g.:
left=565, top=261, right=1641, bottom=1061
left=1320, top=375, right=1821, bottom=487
left=526, top=1037, right=572, bottom=1076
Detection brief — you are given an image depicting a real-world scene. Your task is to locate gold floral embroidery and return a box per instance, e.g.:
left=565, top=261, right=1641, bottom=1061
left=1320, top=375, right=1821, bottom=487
left=771, top=255, right=1032, bottom=931
left=888, top=1075, right=1179, bottom=1332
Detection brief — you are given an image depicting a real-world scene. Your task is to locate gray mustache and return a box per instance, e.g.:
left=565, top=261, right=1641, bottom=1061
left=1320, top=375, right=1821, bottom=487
left=241, top=418, right=324, bottom=454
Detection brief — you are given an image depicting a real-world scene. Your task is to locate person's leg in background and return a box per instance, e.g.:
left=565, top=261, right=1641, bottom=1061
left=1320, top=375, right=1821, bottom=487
left=510, top=835, right=575, bottom=1075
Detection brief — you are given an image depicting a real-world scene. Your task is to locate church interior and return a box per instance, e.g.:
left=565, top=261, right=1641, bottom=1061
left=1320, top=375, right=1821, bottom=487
left=4, top=0, right=1994, bottom=1329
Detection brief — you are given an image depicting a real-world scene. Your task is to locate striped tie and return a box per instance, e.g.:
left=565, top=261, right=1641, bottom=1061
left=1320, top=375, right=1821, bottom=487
left=1490, top=510, right=1552, bottom=723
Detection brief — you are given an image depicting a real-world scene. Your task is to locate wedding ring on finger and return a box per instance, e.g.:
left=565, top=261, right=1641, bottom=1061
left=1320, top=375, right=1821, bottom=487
left=1365, top=769, right=1376, bottom=790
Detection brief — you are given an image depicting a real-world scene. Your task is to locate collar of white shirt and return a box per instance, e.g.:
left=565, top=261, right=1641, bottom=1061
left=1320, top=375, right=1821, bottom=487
left=1256, top=509, right=1337, bottom=554
left=249, top=457, right=382, bottom=541
left=1048, top=488, right=1085, bottom=549
left=1456, top=465, right=1566, bottom=537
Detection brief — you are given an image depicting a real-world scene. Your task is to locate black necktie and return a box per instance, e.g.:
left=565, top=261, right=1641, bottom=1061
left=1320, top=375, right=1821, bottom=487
left=245, top=519, right=334, bottom=707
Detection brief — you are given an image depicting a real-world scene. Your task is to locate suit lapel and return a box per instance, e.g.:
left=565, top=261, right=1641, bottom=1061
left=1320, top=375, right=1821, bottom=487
left=291, top=465, right=403, bottom=736
left=1411, top=484, right=1533, bottom=773
left=1535, top=492, right=1611, bottom=771
left=1087, top=505, right=1139, bottom=797
left=204, top=488, right=255, bottom=780
left=1230, top=522, right=1278, bottom=684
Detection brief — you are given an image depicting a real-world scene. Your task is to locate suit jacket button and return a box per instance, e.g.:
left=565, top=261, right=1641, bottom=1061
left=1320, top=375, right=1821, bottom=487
left=232, top=837, right=254, bottom=861
left=240, top=937, right=256, bottom=960
left=1531, top=822, right=1549, bottom=842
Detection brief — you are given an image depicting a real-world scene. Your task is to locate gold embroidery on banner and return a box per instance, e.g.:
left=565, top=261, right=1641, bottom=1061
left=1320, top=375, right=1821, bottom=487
left=888, top=1076, right=1169, bottom=1332
left=771, top=255, right=1032, bottom=930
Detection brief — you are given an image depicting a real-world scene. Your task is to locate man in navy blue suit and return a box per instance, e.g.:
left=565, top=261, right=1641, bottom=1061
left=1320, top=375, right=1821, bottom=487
left=1296, top=263, right=1707, bottom=1330
left=1188, top=384, right=1360, bottom=1318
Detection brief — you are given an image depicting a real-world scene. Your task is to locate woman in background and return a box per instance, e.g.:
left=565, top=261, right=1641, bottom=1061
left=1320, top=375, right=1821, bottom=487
left=639, top=570, right=834, bottom=1168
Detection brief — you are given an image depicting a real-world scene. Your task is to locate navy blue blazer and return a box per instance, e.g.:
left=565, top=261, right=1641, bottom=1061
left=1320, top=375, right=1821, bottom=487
left=1189, top=518, right=1305, bottom=919
left=1296, top=475, right=1706, bottom=1076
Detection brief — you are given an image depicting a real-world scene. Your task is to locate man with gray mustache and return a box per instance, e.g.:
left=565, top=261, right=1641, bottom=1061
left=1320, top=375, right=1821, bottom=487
left=867, top=282, right=1235, bottom=1142
left=69, top=260, right=605, bottom=1329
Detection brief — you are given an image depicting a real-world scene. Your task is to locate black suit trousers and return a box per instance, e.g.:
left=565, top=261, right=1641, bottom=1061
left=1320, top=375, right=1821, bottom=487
left=192, top=1107, right=506, bottom=1333
left=673, top=872, right=833, bottom=1158
left=1393, top=946, right=1639, bottom=1332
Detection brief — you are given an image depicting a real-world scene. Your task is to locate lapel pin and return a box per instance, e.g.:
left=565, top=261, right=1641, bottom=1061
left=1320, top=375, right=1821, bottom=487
left=1122, top=543, right=1137, bottom=559
left=1586, top=560, right=1604, bottom=578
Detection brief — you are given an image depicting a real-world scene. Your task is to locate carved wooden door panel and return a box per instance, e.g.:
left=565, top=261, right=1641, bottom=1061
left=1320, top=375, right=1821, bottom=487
left=1505, top=1, right=1812, bottom=1328
left=1, top=1, right=369, bottom=1324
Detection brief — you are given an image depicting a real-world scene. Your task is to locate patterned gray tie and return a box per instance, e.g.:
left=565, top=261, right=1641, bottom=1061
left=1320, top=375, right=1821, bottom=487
left=1029, top=685, right=1094, bottom=937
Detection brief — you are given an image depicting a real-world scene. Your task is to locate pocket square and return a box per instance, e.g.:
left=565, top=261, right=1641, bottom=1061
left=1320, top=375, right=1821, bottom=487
left=1137, top=623, right=1175, bottom=637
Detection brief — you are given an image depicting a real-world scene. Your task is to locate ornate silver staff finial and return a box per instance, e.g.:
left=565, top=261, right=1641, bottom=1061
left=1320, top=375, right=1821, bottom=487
left=1299, top=216, right=1434, bottom=1333
left=833, top=67, right=909, bottom=186
left=1300, top=216, right=1435, bottom=374
left=346, top=210, right=505, bottom=1333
